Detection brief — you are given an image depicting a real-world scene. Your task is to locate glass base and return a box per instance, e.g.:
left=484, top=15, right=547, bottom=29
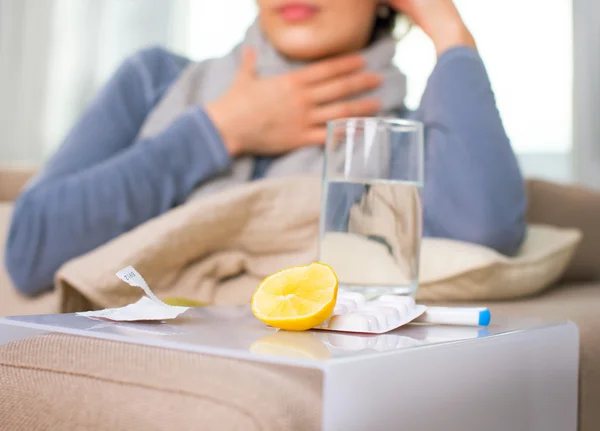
left=339, top=283, right=417, bottom=301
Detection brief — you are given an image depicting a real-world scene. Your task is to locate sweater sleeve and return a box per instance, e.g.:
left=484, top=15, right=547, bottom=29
left=5, top=48, right=231, bottom=295
left=414, top=46, right=527, bottom=255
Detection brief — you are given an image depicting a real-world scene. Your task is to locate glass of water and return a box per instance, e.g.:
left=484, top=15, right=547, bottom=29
left=319, top=117, right=424, bottom=298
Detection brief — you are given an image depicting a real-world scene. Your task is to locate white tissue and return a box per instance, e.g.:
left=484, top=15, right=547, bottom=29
left=76, top=266, right=190, bottom=322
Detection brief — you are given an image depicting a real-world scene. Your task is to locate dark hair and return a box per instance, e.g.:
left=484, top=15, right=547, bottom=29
left=370, top=6, right=399, bottom=43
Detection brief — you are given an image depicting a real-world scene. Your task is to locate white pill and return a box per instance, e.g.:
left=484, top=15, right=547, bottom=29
left=337, top=298, right=359, bottom=311
left=339, top=292, right=367, bottom=307
left=333, top=303, right=348, bottom=315
left=361, top=314, right=380, bottom=332
left=362, top=304, right=401, bottom=326
left=371, top=300, right=410, bottom=317
left=365, top=311, right=386, bottom=329
left=328, top=313, right=370, bottom=332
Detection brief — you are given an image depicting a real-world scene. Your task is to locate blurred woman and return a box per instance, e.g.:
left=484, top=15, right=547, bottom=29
left=6, top=0, right=526, bottom=294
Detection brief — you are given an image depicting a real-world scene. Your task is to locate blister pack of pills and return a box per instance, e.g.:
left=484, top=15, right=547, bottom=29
left=314, top=292, right=427, bottom=334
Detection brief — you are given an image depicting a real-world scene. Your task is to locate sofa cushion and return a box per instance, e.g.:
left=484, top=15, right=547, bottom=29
left=0, top=165, right=36, bottom=202
left=0, top=333, right=323, bottom=431
left=527, top=179, right=600, bottom=282
left=417, top=224, right=581, bottom=301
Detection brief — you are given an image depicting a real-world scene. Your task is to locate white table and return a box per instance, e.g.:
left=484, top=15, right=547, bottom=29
left=0, top=308, right=579, bottom=431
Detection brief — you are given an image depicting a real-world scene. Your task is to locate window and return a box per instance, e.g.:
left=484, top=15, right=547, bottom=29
left=395, top=0, right=573, bottom=181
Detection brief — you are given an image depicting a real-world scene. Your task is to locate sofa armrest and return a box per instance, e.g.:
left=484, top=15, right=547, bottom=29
left=526, top=178, right=600, bottom=282
left=0, top=165, right=38, bottom=202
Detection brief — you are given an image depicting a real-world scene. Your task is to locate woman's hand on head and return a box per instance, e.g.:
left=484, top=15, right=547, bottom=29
left=388, top=0, right=476, bottom=56
left=205, top=48, right=382, bottom=157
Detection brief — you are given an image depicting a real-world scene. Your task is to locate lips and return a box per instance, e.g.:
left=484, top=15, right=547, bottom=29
left=277, top=2, right=319, bottom=22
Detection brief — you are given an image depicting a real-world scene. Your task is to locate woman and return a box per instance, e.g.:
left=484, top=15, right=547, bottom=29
left=5, top=0, right=526, bottom=295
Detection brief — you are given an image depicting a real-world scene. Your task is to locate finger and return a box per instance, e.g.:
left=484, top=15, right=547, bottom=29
left=302, top=128, right=328, bottom=145
left=309, top=98, right=382, bottom=125
left=293, top=54, right=366, bottom=85
left=239, top=46, right=257, bottom=78
left=308, top=72, right=383, bottom=104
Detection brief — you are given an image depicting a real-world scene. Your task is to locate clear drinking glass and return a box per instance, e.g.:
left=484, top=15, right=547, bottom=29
left=319, top=117, right=424, bottom=298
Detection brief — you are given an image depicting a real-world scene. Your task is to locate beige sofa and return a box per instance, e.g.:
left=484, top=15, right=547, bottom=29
left=1, top=166, right=599, bottom=430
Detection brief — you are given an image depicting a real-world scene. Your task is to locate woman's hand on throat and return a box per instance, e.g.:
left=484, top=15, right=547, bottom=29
left=388, top=0, right=476, bottom=56
left=206, top=48, right=382, bottom=157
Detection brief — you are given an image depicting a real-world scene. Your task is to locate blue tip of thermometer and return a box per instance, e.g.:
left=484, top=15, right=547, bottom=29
left=415, top=306, right=491, bottom=327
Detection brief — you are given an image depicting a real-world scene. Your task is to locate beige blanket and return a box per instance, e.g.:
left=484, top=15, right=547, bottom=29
left=57, top=176, right=580, bottom=312
left=58, top=177, right=321, bottom=312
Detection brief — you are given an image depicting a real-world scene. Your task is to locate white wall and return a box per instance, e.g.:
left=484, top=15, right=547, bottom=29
left=42, top=0, right=190, bottom=160
left=397, top=0, right=573, bottom=155
left=572, top=0, right=600, bottom=188
left=0, top=0, right=55, bottom=162
left=0, top=0, right=189, bottom=164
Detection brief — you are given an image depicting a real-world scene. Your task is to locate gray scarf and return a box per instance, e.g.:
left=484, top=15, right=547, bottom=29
left=137, top=21, right=407, bottom=201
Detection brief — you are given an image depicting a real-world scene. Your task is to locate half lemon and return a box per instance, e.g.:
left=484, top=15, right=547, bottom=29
left=251, top=263, right=338, bottom=331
